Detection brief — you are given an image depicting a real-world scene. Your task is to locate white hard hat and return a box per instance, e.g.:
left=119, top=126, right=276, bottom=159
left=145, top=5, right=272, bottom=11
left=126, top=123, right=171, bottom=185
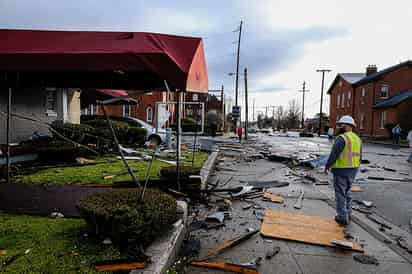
left=337, top=115, right=356, bottom=127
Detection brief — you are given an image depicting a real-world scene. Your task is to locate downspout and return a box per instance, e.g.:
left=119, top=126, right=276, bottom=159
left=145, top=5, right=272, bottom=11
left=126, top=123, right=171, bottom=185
left=371, top=81, right=376, bottom=136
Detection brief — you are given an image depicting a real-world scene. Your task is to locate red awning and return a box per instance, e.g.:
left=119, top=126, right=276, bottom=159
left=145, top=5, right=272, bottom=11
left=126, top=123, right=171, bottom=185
left=0, top=29, right=208, bottom=93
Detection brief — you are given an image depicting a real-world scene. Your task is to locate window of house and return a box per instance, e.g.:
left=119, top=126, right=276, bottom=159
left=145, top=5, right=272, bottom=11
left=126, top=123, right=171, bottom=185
left=123, top=104, right=131, bottom=117
left=146, top=106, right=153, bottom=122
left=192, top=94, right=198, bottom=101
left=45, top=88, right=57, bottom=116
left=87, top=104, right=97, bottom=115
left=341, top=93, right=345, bottom=108
left=381, top=84, right=389, bottom=98
left=337, top=94, right=341, bottom=108
left=380, top=111, right=387, bottom=129
left=347, top=91, right=351, bottom=107
left=361, top=87, right=366, bottom=104
left=360, top=113, right=365, bottom=129
left=339, top=81, right=343, bottom=87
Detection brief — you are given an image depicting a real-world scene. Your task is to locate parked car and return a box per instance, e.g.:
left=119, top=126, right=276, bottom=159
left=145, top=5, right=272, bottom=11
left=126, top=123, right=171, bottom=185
left=81, top=115, right=168, bottom=145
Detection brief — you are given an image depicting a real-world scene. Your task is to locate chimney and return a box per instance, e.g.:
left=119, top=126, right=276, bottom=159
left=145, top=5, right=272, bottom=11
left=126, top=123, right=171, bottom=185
left=366, top=65, right=378, bottom=76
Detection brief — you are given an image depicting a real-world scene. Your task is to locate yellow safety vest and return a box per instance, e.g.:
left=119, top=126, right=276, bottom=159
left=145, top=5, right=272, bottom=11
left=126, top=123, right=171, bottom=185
left=332, top=131, right=361, bottom=168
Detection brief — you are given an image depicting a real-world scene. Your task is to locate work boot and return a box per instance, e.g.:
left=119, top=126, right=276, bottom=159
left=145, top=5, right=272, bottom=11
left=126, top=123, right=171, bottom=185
left=334, top=216, right=348, bottom=226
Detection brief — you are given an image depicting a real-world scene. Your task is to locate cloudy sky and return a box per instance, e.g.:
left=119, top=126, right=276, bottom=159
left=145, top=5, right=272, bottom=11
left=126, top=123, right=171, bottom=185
left=1, top=0, right=411, bottom=118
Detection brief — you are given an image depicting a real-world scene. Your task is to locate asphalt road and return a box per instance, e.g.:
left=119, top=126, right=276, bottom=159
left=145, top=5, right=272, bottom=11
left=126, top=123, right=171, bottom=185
left=256, top=133, right=412, bottom=233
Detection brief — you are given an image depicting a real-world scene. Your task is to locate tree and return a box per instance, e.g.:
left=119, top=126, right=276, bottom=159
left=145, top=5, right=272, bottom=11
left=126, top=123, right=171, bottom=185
left=285, top=99, right=301, bottom=129
left=275, top=106, right=285, bottom=130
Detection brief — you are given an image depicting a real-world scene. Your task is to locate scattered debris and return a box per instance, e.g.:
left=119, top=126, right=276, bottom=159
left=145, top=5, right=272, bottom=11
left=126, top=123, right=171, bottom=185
left=366, top=214, right=392, bottom=230
left=315, top=180, right=329, bottom=185
left=262, top=192, right=284, bottom=204
left=239, top=180, right=289, bottom=188
left=242, top=204, right=253, bottom=210
left=216, top=199, right=232, bottom=211
left=382, top=167, right=396, bottom=172
left=50, top=212, right=64, bottom=219
left=207, top=229, right=259, bottom=258
left=361, top=159, right=370, bottom=164
left=361, top=201, right=373, bottom=208
left=265, top=246, right=280, bottom=259
left=94, top=259, right=146, bottom=271
left=344, top=232, right=354, bottom=240
left=397, top=237, right=412, bottom=254
left=331, top=239, right=354, bottom=249
left=351, top=185, right=363, bottom=192
left=102, top=238, right=112, bottom=245
left=191, top=261, right=259, bottom=274
left=205, top=212, right=225, bottom=224
left=181, top=239, right=201, bottom=258
left=367, top=176, right=410, bottom=182
left=352, top=205, right=372, bottom=214
left=231, top=186, right=255, bottom=197
left=1, top=249, right=31, bottom=269
left=260, top=209, right=363, bottom=252
left=0, top=249, right=5, bottom=256
left=75, top=157, right=97, bottom=165
left=293, top=190, right=304, bottom=209
left=190, top=221, right=205, bottom=232
left=254, top=210, right=265, bottom=221
left=103, top=175, right=116, bottom=180
left=353, top=254, right=379, bottom=265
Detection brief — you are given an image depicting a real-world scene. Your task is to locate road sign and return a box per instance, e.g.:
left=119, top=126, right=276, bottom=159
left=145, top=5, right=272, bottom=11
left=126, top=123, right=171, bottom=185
left=232, top=106, right=241, bottom=118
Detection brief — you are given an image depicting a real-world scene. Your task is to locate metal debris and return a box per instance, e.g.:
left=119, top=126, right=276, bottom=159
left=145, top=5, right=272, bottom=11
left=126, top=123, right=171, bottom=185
left=353, top=254, right=379, bottom=265
left=207, top=229, right=259, bottom=258
left=265, top=246, right=280, bottom=259
left=206, top=212, right=225, bottom=224
left=366, top=214, right=392, bottom=230
left=293, top=190, right=304, bottom=209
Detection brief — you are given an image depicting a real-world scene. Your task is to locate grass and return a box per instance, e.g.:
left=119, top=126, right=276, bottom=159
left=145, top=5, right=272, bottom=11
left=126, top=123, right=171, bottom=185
left=16, top=151, right=209, bottom=186
left=0, top=214, right=121, bottom=273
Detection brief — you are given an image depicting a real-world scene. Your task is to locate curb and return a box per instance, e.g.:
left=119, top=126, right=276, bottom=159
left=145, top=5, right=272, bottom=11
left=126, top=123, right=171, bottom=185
left=131, top=200, right=188, bottom=274
left=364, top=140, right=409, bottom=148
left=200, top=151, right=219, bottom=191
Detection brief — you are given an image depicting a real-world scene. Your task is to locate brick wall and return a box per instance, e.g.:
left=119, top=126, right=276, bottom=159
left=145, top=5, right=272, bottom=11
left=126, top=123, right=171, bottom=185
left=329, top=77, right=354, bottom=128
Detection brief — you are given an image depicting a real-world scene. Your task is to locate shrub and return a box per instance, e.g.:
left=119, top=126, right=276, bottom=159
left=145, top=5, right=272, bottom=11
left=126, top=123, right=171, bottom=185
left=127, top=127, right=147, bottom=146
left=77, top=188, right=177, bottom=246
left=52, top=121, right=95, bottom=144
left=36, top=141, right=94, bottom=163
left=170, top=118, right=201, bottom=133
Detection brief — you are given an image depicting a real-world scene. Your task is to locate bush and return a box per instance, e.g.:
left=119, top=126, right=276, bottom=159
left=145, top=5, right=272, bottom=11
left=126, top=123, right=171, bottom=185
left=52, top=121, right=95, bottom=144
left=77, top=188, right=177, bottom=246
left=170, top=118, right=202, bottom=133
left=36, top=141, right=94, bottom=163
left=127, top=127, right=147, bottom=146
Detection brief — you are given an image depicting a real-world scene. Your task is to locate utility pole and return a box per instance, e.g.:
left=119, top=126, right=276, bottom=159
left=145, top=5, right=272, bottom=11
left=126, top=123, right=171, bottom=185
left=244, top=67, right=248, bottom=140
left=265, top=106, right=268, bottom=118
left=252, top=98, right=255, bottom=121
left=221, top=85, right=225, bottom=132
left=299, top=81, right=309, bottom=128
left=234, top=20, right=243, bottom=129
left=316, top=69, right=332, bottom=136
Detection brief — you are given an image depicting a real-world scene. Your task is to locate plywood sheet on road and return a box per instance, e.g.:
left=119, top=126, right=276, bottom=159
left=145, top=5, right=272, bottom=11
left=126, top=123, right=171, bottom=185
left=260, top=209, right=364, bottom=252
left=263, top=192, right=284, bottom=203
left=351, top=185, right=363, bottom=192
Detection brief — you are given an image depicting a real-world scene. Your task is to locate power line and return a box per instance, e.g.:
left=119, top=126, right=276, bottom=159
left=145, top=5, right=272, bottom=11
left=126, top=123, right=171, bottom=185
left=298, top=81, right=309, bottom=128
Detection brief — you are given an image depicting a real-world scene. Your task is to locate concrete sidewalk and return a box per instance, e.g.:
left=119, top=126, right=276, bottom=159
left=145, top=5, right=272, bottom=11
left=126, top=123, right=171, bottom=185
left=184, top=141, right=412, bottom=274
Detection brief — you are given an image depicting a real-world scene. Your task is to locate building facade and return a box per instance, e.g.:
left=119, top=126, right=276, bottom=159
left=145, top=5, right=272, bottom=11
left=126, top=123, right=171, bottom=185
left=1, top=88, right=80, bottom=143
left=328, top=61, right=412, bottom=137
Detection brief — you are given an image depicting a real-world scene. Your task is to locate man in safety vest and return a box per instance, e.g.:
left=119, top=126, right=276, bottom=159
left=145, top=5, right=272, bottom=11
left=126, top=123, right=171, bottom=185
left=325, top=115, right=362, bottom=226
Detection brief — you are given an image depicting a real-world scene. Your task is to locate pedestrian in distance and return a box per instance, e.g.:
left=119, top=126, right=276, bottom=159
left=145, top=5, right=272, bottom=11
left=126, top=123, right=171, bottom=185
left=327, top=127, right=334, bottom=143
left=237, top=127, right=243, bottom=143
left=325, top=115, right=362, bottom=226
left=407, top=130, right=412, bottom=163
left=392, top=124, right=402, bottom=147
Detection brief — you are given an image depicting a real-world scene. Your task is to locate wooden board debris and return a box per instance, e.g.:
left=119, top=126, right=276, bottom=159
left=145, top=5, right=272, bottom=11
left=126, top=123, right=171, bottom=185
left=263, top=192, right=284, bottom=203
left=351, top=186, right=363, bottom=192
left=260, top=209, right=364, bottom=252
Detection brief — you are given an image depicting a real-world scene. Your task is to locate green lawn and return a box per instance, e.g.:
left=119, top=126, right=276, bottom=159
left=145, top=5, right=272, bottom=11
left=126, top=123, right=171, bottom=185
left=16, top=152, right=209, bottom=185
left=0, top=214, right=121, bottom=273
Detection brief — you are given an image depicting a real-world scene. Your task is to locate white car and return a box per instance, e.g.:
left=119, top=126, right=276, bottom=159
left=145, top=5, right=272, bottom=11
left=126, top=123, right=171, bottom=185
left=122, top=117, right=168, bottom=145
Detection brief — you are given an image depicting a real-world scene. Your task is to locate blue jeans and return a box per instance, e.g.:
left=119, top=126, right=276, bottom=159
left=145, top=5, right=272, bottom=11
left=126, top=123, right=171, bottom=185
left=333, top=173, right=355, bottom=221
left=408, top=150, right=412, bottom=162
